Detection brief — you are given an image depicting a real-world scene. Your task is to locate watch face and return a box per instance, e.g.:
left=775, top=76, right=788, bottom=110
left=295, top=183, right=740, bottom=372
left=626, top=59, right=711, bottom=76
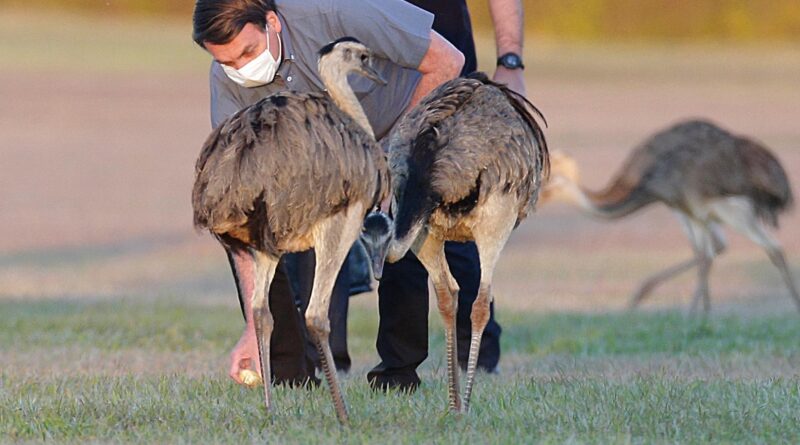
left=500, top=53, right=523, bottom=69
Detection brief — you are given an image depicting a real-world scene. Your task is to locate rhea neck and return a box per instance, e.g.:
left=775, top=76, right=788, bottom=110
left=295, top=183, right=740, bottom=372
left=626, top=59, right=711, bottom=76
left=318, top=57, right=374, bottom=139
left=553, top=175, right=627, bottom=219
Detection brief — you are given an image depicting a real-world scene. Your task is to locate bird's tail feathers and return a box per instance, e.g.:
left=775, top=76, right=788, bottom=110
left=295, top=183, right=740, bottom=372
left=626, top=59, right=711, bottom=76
left=739, top=139, right=794, bottom=227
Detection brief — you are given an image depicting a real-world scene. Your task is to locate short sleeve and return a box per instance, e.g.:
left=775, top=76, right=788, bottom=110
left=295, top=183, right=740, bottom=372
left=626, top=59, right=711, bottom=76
left=334, top=0, right=434, bottom=69
left=209, top=62, right=245, bottom=129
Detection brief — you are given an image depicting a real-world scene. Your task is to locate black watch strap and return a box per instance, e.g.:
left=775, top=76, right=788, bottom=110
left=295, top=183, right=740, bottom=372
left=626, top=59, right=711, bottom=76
left=497, top=52, right=525, bottom=70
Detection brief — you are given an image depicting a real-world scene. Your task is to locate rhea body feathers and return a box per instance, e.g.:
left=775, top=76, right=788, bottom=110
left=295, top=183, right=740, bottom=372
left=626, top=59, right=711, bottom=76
left=548, top=119, right=792, bottom=225
left=386, top=72, right=548, bottom=259
left=542, top=119, right=798, bottom=313
left=364, top=72, right=548, bottom=414
left=191, top=38, right=389, bottom=425
left=192, top=90, right=388, bottom=254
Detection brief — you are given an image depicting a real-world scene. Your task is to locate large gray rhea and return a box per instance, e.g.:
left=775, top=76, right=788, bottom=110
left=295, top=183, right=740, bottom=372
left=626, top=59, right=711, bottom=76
left=192, top=37, right=389, bottom=425
left=361, top=72, right=549, bottom=414
left=542, top=119, right=799, bottom=314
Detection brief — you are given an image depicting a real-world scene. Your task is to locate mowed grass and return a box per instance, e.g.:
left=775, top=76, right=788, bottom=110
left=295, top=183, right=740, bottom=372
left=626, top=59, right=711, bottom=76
left=2, top=300, right=800, bottom=443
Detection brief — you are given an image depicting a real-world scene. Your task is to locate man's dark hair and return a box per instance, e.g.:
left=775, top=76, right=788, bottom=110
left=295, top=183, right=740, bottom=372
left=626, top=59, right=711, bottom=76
left=193, top=0, right=277, bottom=47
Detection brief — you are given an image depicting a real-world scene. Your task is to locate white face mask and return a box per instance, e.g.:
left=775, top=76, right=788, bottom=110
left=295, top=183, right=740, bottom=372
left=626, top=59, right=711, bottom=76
left=221, top=24, right=282, bottom=88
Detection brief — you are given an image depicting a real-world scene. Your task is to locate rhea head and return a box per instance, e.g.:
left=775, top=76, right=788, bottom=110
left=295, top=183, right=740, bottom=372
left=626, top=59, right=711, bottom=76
left=360, top=211, right=393, bottom=280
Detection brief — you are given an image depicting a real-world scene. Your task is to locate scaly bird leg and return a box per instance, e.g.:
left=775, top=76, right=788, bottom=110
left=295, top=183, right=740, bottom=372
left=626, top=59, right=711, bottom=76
left=689, top=255, right=713, bottom=316
left=305, top=206, right=365, bottom=425
left=250, top=250, right=278, bottom=412
left=629, top=222, right=724, bottom=310
left=464, top=199, right=517, bottom=413
left=767, top=248, right=800, bottom=312
left=680, top=217, right=723, bottom=316
left=463, top=282, right=491, bottom=412
left=628, top=258, right=699, bottom=309
left=712, top=200, right=800, bottom=312
left=415, top=235, right=461, bottom=412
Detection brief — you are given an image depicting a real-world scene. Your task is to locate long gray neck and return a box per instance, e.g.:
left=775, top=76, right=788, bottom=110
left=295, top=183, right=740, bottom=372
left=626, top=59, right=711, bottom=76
left=559, top=176, right=644, bottom=220
left=318, top=62, right=374, bottom=139
left=561, top=180, right=611, bottom=218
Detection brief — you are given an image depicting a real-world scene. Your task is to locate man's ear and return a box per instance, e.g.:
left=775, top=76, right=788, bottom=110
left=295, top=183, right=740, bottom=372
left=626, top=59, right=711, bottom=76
left=266, top=11, right=282, bottom=32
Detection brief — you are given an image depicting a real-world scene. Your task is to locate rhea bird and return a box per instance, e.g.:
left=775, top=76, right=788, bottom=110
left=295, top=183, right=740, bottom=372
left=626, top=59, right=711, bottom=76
left=362, top=72, right=549, bottom=413
left=541, top=119, right=799, bottom=313
left=192, top=37, right=389, bottom=424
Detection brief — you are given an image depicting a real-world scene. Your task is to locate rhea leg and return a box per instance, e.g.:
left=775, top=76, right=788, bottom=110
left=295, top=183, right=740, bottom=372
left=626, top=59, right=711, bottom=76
left=685, top=219, right=723, bottom=315
left=628, top=258, right=699, bottom=309
left=765, top=247, right=800, bottom=311
left=305, top=205, right=365, bottom=425
left=690, top=253, right=712, bottom=315
left=762, top=247, right=800, bottom=310
left=414, top=234, right=462, bottom=412
left=630, top=214, right=726, bottom=310
left=712, top=199, right=800, bottom=312
left=250, top=250, right=279, bottom=412
left=463, top=201, right=517, bottom=413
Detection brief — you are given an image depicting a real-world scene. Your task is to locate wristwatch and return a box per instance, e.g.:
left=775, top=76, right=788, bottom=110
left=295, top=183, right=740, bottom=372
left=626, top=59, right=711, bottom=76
left=497, top=52, right=525, bottom=70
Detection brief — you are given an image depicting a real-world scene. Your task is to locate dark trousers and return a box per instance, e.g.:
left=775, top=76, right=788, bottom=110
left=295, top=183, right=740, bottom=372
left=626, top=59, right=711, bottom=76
left=284, top=250, right=352, bottom=372
left=263, top=256, right=318, bottom=383
left=368, top=241, right=501, bottom=384
left=368, top=1, right=497, bottom=387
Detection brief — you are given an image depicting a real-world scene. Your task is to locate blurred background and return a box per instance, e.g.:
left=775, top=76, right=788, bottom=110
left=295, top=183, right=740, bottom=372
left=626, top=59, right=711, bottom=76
left=1, top=1, right=799, bottom=315
left=6, top=0, right=800, bottom=40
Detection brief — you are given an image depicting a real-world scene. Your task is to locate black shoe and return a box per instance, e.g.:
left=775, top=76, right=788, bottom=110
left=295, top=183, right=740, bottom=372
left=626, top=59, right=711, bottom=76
left=335, top=357, right=352, bottom=374
left=367, top=368, right=421, bottom=393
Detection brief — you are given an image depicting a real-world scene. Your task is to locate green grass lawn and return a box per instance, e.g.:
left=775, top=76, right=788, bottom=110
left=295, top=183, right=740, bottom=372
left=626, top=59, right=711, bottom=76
left=2, top=8, right=800, bottom=444
left=2, top=300, right=799, bottom=443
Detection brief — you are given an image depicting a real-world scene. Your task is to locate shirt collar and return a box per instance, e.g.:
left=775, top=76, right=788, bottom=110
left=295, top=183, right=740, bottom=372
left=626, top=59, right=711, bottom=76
left=276, top=11, right=295, bottom=78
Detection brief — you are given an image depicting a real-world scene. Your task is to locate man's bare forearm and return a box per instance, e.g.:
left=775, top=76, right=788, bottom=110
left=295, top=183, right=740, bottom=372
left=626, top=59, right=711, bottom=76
left=407, top=30, right=464, bottom=110
left=489, top=0, right=527, bottom=96
left=408, top=70, right=458, bottom=110
left=489, top=0, right=524, bottom=55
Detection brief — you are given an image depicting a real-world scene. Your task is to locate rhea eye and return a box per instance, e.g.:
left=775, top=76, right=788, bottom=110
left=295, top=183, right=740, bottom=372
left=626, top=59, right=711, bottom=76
left=360, top=54, right=368, bottom=62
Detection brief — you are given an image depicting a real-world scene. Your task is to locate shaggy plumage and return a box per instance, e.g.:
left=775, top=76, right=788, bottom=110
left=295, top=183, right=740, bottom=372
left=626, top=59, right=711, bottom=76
left=192, top=38, right=389, bottom=425
left=193, top=91, right=388, bottom=254
left=388, top=72, right=548, bottom=243
left=374, top=72, right=548, bottom=414
left=542, top=119, right=798, bottom=313
left=584, top=120, right=792, bottom=224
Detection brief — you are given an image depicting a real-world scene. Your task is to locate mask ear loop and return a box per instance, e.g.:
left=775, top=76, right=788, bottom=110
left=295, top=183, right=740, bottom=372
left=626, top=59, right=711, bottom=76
left=264, top=23, right=271, bottom=56
left=266, top=21, right=283, bottom=63
left=276, top=24, right=283, bottom=61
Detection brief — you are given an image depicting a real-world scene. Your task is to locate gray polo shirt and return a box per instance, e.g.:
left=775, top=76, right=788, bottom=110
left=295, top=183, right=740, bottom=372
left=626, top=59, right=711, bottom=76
left=209, top=0, right=434, bottom=140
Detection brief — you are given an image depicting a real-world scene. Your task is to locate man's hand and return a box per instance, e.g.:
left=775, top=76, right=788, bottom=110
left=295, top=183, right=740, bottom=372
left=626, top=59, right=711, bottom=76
left=493, top=66, right=526, bottom=97
left=225, top=246, right=261, bottom=386
left=229, top=325, right=260, bottom=385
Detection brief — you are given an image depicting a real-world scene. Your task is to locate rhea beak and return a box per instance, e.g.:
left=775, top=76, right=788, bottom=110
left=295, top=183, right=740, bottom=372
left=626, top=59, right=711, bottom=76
left=361, top=210, right=393, bottom=280
left=360, top=235, right=389, bottom=281
left=370, top=246, right=388, bottom=280
left=361, top=63, right=388, bottom=86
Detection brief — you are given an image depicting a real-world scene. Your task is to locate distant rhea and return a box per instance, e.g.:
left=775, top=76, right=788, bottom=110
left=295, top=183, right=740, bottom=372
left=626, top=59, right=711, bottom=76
left=541, top=119, right=799, bottom=313
left=362, top=73, right=548, bottom=413
left=192, top=37, right=389, bottom=425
